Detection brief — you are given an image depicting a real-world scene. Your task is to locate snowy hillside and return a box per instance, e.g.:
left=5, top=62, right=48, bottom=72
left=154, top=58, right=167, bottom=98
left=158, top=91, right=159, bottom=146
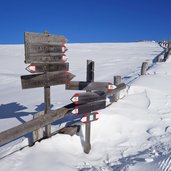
left=1, top=42, right=171, bottom=171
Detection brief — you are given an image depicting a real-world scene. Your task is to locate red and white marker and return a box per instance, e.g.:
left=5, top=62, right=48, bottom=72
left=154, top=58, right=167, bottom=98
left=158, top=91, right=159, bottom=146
left=71, top=93, right=79, bottom=104
left=25, top=64, right=36, bottom=73
left=108, top=82, right=115, bottom=92
left=81, top=112, right=99, bottom=124
left=62, top=55, right=68, bottom=63
left=72, top=106, right=79, bottom=114
left=62, top=44, right=68, bottom=53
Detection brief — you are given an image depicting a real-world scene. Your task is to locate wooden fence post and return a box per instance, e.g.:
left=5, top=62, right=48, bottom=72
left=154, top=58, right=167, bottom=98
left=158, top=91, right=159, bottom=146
left=32, top=112, right=44, bottom=144
left=44, top=86, right=51, bottom=138
left=84, top=60, right=94, bottom=154
left=141, top=62, right=148, bottom=75
left=113, top=76, right=121, bottom=102
left=156, top=55, right=162, bottom=62
left=163, top=49, right=170, bottom=62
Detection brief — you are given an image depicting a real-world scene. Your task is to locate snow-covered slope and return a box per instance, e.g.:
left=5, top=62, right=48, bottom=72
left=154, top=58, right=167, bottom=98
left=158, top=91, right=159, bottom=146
left=1, top=42, right=171, bottom=171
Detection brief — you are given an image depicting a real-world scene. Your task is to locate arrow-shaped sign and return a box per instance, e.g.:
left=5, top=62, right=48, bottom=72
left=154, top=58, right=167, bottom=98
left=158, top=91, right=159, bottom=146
left=26, top=63, right=69, bottom=73
left=71, top=91, right=106, bottom=105
left=21, top=71, right=75, bottom=89
left=27, top=43, right=67, bottom=54
left=71, top=100, right=106, bottom=115
left=81, top=112, right=99, bottom=124
left=66, top=81, right=115, bottom=92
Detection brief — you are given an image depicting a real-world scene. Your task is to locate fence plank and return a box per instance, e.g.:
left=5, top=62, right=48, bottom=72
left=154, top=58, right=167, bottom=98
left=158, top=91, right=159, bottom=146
left=0, top=107, right=70, bottom=146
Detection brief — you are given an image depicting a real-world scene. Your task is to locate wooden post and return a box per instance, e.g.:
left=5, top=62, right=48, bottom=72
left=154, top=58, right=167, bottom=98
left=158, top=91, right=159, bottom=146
left=163, top=49, right=170, bottom=62
left=113, top=76, right=121, bottom=102
left=32, top=112, right=44, bottom=144
left=44, top=86, right=51, bottom=138
left=84, top=60, right=94, bottom=154
left=141, top=62, right=148, bottom=75
left=156, top=55, right=162, bottom=62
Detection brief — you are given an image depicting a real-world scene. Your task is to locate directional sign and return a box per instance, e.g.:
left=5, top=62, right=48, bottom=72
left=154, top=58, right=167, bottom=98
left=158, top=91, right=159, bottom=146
left=24, top=52, right=67, bottom=64
left=24, top=32, right=67, bottom=44
left=66, top=81, right=115, bottom=92
left=21, top=71, right=75, bottom=89
left=26, top=63, right=69, bottom=73
left=71, top=100, right=106, bottom=115
left=24, top=32, right=67, bottom=64
left=71, top=91, right=106, bottom=105
left=26, top=43, right=67, bottom=54
left=81, top=112, right=99, bottom=124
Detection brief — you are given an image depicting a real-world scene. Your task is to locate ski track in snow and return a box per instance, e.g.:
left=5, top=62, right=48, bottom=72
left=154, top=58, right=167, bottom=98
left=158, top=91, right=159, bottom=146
left=1, top=42, right=171, bottom=170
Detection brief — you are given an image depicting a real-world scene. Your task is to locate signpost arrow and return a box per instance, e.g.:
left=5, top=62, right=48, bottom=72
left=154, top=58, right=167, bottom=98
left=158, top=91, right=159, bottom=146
left=71, top=91, right=106, bottom=105
left=26, top=43, right=67, bottom=54
left=66, top=81, right=115, bottom=92
left=24, top=53, right=68, bottom=64
left=21, top=71, right=75, bottom=89
left=81, top=112, right=99, bottom=124
left=71, top=100, right=106, bottom=115
left=26, top=63, right=69, bottom=73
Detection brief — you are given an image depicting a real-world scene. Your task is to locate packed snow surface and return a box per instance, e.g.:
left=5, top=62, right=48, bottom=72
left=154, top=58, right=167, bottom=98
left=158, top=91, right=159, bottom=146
left=1, top=42, right=171, bottom=170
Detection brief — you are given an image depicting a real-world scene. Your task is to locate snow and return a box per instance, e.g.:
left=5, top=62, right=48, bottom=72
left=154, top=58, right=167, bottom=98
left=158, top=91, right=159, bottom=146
left=1, top=42, right=171, bottom=170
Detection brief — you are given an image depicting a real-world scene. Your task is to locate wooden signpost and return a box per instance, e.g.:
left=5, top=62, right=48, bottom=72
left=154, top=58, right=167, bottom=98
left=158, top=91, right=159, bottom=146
left=21, top=31, right=74, bottom=139
left=67, top=60, right=116, bottom=153
left=84, top=60, right=94, bottom=154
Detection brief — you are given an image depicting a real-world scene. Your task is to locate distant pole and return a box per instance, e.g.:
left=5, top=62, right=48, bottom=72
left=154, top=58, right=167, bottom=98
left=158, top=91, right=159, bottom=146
left=113, top=76, right=121, bottom=102
left=84, top=60, right=94, bottom=154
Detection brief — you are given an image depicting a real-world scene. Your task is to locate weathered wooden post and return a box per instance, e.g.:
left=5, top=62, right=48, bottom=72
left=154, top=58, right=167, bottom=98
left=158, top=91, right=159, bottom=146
left=44, top=85, right=51, bottom=137
left=32, top=112, right=44, bottom=144
left=156, top=55, right=162, bottom=62
left=141, top=62, right=148, bottom=75
left=163, top=49, right=169, bottom=62
left=84, top=60, right=94, bottom=154
left=44, top=32, right=51, bottom=138
left=113, top=76, right=121, bottom=102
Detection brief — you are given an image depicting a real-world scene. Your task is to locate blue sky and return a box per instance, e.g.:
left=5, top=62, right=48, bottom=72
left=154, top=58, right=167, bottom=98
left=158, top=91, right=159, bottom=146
left=0, top=0, right=171, bottom=43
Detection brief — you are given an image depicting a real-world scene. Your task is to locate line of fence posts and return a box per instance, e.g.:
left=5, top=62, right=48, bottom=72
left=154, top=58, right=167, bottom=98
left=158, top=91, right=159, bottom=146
left=141, top=41, right=171, bottom=76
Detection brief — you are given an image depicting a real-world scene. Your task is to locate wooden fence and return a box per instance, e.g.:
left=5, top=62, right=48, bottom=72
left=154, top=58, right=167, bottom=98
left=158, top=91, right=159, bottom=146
left=0, top=39, right=170, bottom=155
left=141, top=41, right=171, bottom=75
